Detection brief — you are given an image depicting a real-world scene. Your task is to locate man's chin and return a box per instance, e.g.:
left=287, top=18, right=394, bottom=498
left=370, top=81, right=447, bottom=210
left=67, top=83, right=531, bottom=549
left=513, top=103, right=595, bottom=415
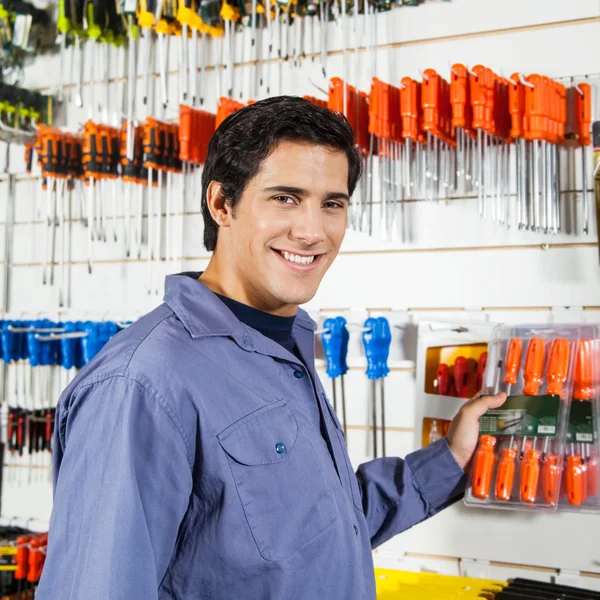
left=274, top=288, right=318, bottom=309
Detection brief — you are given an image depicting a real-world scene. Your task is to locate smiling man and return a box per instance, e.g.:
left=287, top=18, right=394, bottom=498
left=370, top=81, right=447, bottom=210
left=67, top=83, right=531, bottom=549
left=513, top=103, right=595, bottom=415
left=38, top=97, right=505, bottom=600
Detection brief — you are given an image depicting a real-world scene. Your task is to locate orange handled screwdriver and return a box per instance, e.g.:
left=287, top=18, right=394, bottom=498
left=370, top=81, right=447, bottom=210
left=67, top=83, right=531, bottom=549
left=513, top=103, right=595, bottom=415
left=541, top=453, right=561, bottom=504
left=522, top=338, right=545, bottom=395
left=495, top=437, right=516, bottom=501
left=520, top=338, right=545, bottom=457
left=504, top=338, right=523, bottom=394
left=566, top=451, right=586, bottom=506
left=546, top=338, right=570, bottom=396
left=519, top=338, right=545, bottom=502
left=565, top=340, right=595, bottom=505
left=520, top=442, right=542, bottom=503
left=472, top=434, right=497, bottom=500
left=541, top=339, right=569, bottom=474
left=15, top=535, right=31, bottom=593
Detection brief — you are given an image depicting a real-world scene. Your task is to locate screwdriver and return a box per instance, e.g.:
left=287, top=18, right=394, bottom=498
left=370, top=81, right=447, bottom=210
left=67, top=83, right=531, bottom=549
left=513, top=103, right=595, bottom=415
left=566, top=339, right=594, bottom=505
left=493, top=340, right=523, bottom=501
left=576, top=83, right=592, bottom=234
left=14, top=535, right=31, bottom=594
left=519, top=338, right=545, bottom=503
left=472, top=359, right=503, bottom=500
left=495, top=437, right=516, bottom=502
left=504, top=338, right=523, bottom=396
left=540, top=338, right=569, bottom=505
left=472, top=435, right=497, bottom=500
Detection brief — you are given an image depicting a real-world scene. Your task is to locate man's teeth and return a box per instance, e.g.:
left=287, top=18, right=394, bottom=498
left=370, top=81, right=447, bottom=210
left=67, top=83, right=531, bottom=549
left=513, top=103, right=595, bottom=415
left=281, top=251, right=315, bottom=265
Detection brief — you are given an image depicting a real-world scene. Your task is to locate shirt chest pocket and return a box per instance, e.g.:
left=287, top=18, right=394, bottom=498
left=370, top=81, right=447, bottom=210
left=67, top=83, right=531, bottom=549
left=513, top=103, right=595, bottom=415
left=217, top=400, right=337, bottom=562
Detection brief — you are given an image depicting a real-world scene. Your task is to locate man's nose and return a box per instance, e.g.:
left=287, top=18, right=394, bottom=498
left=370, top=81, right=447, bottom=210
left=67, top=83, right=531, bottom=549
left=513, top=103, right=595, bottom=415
left=289, top=202, right=326, bottom=245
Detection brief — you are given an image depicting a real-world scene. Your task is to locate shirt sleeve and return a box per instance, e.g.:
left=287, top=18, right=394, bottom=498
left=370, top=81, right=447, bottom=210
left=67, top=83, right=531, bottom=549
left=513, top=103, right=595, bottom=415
left=356, top=437, right=466, bottom=549
left=36, top=374, right=193, bottom=600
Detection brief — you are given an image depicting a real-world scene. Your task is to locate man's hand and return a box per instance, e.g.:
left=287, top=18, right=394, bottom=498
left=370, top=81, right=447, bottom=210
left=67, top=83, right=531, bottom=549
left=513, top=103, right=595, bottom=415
left=446, top=392, right=507, bottom=470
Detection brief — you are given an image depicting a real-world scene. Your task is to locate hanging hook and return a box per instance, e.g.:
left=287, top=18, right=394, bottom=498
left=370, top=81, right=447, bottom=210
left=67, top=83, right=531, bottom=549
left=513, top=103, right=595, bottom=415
left=518, top=72, right=534, bottom=88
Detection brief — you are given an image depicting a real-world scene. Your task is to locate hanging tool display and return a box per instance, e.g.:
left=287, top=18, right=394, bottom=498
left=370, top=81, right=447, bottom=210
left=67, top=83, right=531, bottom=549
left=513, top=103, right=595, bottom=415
left=362, top=316, right=391, bottom=458
left=325, top=67, right=593, bottom=241
left=0, top=84, right=53, bottom=144
left=1, top=319, right=126, bottom=485
left=0, top=0, right=51, bottom=90
left=0, top=528, right=49, bottom=597
left=465, top=324, right=600, bottom=511
left=321, top=316, right=349, bottom=436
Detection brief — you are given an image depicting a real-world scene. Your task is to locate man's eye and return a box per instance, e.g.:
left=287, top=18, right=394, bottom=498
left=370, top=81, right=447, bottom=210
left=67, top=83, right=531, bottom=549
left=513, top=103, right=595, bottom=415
left=323, top=201, right=344, bottom=210
left=274, top=196, right=295, bottom=204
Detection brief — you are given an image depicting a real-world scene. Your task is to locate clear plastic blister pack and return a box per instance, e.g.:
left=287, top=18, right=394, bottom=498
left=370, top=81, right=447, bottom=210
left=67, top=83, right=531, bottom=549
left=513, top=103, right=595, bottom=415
left=464, top=323, right=600, bottom=512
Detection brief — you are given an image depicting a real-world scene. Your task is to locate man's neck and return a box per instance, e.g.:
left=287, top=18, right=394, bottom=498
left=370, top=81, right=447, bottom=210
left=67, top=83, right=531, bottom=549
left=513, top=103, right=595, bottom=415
left=200, top=261, right=298, bottom=317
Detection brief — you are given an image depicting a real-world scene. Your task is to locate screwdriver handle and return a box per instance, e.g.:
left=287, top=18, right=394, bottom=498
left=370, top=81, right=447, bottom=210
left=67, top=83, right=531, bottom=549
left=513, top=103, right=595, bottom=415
left=541, top=453, right=560, bottom=504
left=523, top=338, right=545, bottom=396
left=577, top=82, right=592, bottom=146
left=472, top=435, right=497, bottom=500
left=574, top=340, right=594, bottom=400
left=14, top=536, right=31, bottom=581
left=566, top=454, right=586, bottom=506
left=520, top=447, right=541, bottom=503
left=453, top=356, right=470, bottom=398
left=322, top=318, right=342, bottom=380
left=475, top=351, right=487, bottom=393
left=546, top=338, right=570, bottom=396
left=504, top=338, right=523, bottom=386
left=436, top=363, right=450, bottom=396
left=336, top=317, right=349, bottom=377
left=495, top=446, right=516, bottom=501
left=362, top=318, right=379, bottom=381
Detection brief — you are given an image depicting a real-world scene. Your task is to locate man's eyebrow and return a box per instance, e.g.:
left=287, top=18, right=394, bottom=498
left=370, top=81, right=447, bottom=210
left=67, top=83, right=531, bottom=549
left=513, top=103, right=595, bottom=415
left=263, top=186, right=350, bottom=202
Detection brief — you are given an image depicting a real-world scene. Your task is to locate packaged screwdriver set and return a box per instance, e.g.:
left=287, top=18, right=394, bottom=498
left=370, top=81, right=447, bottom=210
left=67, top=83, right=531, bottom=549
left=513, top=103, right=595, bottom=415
left=464, top=323, right=600, bottom=511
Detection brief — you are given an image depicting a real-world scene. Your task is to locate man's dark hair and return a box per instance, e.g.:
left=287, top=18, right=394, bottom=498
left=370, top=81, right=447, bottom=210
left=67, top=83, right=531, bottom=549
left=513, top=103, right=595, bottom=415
left=200, top=95, right=362, bottom=251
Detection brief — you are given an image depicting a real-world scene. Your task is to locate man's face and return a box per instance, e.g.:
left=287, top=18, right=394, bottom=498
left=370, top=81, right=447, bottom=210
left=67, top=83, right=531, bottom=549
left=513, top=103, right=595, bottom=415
left=213, top=140, right=349, bottom=315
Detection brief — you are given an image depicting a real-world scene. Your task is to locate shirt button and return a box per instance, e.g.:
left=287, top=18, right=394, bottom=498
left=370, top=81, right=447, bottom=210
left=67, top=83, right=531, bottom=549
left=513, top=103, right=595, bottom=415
left=275, top=443, right=286, bottom=455
left=353, top=524, right=359, bottom=536
left=293, top=370, right=304, bottom=379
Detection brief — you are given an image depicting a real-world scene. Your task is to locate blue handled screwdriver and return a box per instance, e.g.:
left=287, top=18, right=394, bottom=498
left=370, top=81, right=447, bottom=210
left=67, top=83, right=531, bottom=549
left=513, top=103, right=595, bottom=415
left=363, top=317, right=379, bottom=458
left=322, top=318, right=342, bottom=414
left=337, top=316, right=349, bottom=437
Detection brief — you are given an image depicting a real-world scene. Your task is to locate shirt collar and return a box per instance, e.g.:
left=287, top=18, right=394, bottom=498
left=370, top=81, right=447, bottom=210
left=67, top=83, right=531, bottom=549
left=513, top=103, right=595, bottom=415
left=163, top=273, right=317, bottom=359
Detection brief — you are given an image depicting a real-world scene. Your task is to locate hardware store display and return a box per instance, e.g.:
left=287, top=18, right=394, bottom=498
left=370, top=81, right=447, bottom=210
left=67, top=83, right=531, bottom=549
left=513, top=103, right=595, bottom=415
left=0, top=526, right=48, bottom=599
left=465, top=324, right=600, bottom=510
left=0, top=0, right=598, bottom=596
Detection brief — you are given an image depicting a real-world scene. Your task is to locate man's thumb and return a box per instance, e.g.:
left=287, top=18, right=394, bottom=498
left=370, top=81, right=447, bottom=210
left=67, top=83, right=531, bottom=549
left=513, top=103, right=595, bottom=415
left=469, top=392, right=507, bottom=418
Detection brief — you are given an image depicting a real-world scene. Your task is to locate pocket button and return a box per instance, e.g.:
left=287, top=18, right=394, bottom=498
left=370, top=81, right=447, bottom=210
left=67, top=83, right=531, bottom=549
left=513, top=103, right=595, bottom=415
left=275, top=442, right=286, bottom=454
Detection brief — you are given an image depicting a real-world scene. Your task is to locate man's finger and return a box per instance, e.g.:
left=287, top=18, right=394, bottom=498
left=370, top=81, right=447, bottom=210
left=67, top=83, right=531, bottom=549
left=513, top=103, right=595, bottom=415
left=463, top=392, right=507, bottom=418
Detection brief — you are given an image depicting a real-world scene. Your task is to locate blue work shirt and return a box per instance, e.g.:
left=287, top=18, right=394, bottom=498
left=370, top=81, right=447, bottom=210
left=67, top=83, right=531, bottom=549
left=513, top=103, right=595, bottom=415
left=37, top=274, right=465, bottom=600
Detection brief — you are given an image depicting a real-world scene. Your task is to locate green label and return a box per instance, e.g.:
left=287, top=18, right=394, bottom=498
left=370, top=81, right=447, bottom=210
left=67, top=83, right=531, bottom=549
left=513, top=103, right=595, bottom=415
left=478, top=395, right=560, bottom=436
left=567, top=400, right=594, bottom=444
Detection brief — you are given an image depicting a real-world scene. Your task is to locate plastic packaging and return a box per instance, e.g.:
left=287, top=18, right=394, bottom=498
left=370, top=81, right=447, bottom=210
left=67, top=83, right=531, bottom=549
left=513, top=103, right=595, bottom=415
left=464, top=323, right=600, bottom=511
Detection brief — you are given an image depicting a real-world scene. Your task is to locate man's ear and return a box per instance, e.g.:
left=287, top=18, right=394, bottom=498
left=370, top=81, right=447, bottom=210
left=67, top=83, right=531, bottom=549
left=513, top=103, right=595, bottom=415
left=206, top=181, right=233, bottom=228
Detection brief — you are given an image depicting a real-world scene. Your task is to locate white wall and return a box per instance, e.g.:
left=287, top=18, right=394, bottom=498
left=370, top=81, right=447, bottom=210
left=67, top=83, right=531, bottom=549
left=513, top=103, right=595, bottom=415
left=1, top=0, right=600, bottom=589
